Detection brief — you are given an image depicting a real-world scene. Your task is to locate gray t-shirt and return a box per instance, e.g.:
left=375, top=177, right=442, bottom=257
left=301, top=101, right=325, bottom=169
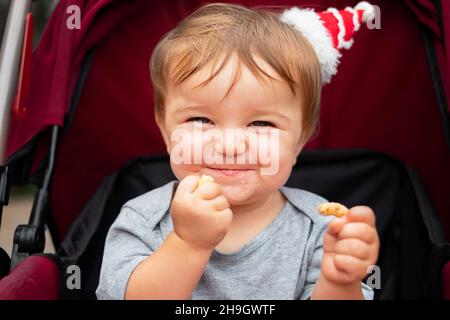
left=96, top=181, right=374, bottom=300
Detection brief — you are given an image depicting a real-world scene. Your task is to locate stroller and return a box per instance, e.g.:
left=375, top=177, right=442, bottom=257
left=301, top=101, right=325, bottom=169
left=0, top=0, right=449, bottom=299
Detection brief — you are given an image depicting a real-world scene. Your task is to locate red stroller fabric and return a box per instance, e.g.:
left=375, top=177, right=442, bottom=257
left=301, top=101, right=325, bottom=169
left=6, top=0, right=450, bottom=241
left=404, top=0, right=450, bottom=107
left=0, top=255, right=59, bottom=300
left=445, top=262, right=450, bottom=299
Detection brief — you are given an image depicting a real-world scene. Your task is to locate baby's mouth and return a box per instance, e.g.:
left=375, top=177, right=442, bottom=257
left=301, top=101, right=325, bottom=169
left=204, top=166, right=256, bottom=177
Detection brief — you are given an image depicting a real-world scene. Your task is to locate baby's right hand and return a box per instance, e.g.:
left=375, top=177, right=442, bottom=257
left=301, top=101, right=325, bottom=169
left=171, top=175, right=233, bottom=251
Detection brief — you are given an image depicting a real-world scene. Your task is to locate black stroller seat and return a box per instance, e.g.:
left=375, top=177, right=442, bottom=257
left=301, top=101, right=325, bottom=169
left=56, top=149, right=450, bottom=300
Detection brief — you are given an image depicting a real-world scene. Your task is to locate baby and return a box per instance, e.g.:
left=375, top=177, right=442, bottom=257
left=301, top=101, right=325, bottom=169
left=96, top=2, right=379, bottom=300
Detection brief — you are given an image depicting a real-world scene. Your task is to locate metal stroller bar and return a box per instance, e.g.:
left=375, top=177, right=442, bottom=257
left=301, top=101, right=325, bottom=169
left=0, top=0, right=32, bottom=166
left=10, top=125, right=60, bottom=270
left=0, top=0, right=33, bottom=225
left=0, top=0, right=33, bottom=275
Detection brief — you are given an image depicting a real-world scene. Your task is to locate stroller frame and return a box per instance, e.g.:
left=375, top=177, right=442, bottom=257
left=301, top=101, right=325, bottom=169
left=0, top=0, right=59, bottom=273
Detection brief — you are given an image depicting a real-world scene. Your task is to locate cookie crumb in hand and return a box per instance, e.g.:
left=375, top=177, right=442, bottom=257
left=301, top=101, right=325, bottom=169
left=317, top=202, right=348, bottom=218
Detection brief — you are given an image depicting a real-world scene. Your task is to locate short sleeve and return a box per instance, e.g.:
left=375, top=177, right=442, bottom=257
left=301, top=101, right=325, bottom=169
left=299, top=218, right=375, bottom=300
left=96, top=206, right=157, bottom=300
left=298, top=221, right=327, bottom=300
left=361, top=282, right=375, bottom=300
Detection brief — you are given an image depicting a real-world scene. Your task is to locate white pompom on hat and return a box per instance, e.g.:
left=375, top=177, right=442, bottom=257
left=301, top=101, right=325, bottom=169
left=280, top=1, right=376, bottom=84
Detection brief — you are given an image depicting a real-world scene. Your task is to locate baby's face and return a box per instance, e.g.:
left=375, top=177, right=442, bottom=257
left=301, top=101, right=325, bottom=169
left=158, top=53, right=305, bottom=206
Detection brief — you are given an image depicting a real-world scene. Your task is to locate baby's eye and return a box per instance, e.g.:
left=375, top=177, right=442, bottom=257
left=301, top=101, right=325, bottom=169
left=189, top=117, right=213, bottom=124
left=250, top=120, right=274, bottom=127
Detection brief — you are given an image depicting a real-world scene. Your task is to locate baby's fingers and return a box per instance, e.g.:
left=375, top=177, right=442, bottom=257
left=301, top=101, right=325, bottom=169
left=207, top=194, right=230, bottom=211
left=347, top=206, right=376, bottom=227
left=215, top=208, right=234, bottom=226
left=327, top=216, right=348, bottom=237
left=177, top=175, right=201, bottom=195
left=196, top=181, right=222, bottom=200
left=334, top=238, right=370, bottom=260
left=334, top=254, right=370, bottom=281
left=338, top=222, right=377, bottom=244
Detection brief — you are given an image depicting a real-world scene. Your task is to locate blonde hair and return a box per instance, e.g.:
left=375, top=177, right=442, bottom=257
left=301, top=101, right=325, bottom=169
left=150, top=3, right=321, bottom=142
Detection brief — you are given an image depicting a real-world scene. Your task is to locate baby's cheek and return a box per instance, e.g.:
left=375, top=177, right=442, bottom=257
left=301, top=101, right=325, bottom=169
left=258, top=133, right=296, bottom=177
left=167, top=131, right=200, bottom=180
left=258, top=153, right=292, bottom=188
left=168, top=128, right=204, bottom=166
left=252, top=131, right=280, bottom=175
left=170, top=162, right=199, bottom=182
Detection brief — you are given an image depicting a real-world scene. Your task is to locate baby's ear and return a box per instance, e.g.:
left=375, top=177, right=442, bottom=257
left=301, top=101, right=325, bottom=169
left=292, top=139, right=306, bottom=166
left=292, top=158, right=297, bottom=167
left=292, top=154, right=300, bottom=167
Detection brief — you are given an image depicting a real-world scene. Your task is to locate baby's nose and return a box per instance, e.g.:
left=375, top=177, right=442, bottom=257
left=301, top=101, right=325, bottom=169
left=213, top=129, right=247, bottom=156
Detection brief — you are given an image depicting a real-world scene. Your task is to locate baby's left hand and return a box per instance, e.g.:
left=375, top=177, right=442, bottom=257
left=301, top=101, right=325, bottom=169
left=321, top=206, right=379, bottom=285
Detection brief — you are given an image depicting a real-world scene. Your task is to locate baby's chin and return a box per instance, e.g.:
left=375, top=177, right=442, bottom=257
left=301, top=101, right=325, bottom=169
left=220, top=184, right=259, bottom=206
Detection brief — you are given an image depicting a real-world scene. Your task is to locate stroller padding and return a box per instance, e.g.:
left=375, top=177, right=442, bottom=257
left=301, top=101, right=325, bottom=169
left=0, top=254, right=60, bottom=300
left=57, top=149, right=449, bottom=300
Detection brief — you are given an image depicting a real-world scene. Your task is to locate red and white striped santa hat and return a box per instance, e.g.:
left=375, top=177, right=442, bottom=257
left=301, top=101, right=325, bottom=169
left=280, top=1, right=375, bottom=84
